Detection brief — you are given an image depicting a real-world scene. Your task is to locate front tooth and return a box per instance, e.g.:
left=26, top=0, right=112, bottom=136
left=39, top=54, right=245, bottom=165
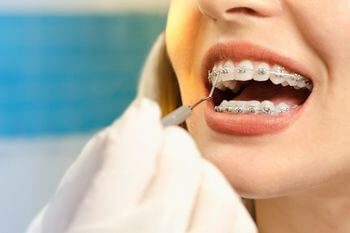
left=234, top=60, right=254, bottom=81
left=246, top=101, right=261, bottom=114
left=253, top=63, right=270, bottom=81
left=221, top=60, right=235, bottom=81
left=270, top=65, right=285, bottom=85
left=261, top=100, right=275, bottom=114
left=229, top=100, right=246, bottom=113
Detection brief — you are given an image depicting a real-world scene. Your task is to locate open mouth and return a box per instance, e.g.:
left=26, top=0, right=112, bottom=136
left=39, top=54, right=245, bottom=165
left=208, top=60, right=313, bottom=115
left=202, top=42, right=314, bottom=136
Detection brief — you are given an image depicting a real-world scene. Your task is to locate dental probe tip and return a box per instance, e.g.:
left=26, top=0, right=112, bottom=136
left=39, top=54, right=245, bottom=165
left=208, top=75, right=218, bottom=98
left=191, top=75, right=218, bottom=110
left=190, top=97, right=211, bottom=110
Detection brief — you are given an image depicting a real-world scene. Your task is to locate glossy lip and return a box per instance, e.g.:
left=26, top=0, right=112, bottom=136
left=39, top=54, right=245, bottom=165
left=202, top=41, right=314, bottom=136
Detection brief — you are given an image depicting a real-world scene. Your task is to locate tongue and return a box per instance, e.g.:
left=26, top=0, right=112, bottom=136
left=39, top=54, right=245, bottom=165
left=234, top=81, right=309, bottom=106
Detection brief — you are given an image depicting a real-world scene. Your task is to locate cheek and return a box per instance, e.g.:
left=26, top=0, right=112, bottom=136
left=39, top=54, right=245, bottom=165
left=289, top=0, right=350, bottom=137
left=166, top=1, right=206, bottom=104
left=289, top=1, right=350, bottom=64
left=295, top=2, right=350, bottom=130
left=166, top=1, right=202, bottom=79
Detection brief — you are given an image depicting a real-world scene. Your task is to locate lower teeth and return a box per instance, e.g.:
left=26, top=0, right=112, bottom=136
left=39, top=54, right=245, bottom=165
left=215, top=100, right=296, bottom=115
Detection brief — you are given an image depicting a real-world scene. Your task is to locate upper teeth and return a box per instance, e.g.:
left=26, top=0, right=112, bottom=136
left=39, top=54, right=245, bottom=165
left=208, top=60, right=313, bottom=91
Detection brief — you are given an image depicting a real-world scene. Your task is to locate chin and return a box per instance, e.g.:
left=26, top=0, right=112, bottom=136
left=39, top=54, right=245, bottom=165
left=188, top=119, right=320, bottom=200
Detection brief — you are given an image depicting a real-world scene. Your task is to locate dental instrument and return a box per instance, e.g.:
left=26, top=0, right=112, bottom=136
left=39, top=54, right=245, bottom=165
left=162, top=75, right=218, bottom=127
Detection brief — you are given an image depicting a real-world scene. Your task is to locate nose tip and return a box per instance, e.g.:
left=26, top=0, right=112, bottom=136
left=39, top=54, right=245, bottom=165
left=197, top=0, right=282, bottom=21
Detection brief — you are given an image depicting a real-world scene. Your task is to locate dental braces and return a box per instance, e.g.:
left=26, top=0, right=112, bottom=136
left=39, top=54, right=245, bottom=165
left=214, top=104, right=297, bottom=115
left=208, top=66, right=311, bottom=86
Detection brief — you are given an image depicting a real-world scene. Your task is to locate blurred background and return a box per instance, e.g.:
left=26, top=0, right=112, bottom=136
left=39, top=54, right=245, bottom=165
left=0, top=1, right=167, bottom=232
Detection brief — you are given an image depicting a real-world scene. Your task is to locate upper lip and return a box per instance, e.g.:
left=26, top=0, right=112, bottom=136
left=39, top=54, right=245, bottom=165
left=201, top=41, right=314, bottom=87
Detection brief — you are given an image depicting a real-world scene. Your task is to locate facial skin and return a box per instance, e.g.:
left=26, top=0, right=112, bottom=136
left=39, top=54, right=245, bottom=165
left=165, top=1, right=350, bottom=231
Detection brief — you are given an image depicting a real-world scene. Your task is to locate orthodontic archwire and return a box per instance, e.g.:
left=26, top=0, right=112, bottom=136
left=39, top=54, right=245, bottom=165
left=162, top=74, right=219, bottom=127
left=208, top=66, right=311, bottom=86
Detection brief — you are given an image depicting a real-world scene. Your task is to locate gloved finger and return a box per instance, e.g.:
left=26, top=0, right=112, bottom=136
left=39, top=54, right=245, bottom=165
left=187, top=160, right=257, bottom=233
left=40, top=128, right=111, bottom=233
left=137, top=126, right=202, bottom=233
left=65, top=98, right=164, bottom=231
left=41, top=98, right=163, bottom=233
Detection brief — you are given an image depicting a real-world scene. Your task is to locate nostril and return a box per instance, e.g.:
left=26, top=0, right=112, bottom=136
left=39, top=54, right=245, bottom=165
left=226, top=7, right=260, bottom=17
left=197, top=0, right=282, bottom=21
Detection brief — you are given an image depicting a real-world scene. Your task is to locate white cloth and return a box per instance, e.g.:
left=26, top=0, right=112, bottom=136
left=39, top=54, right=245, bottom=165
left=26, top=99, right=257, bottom=233
left=138, top=33, right=256, bottom=216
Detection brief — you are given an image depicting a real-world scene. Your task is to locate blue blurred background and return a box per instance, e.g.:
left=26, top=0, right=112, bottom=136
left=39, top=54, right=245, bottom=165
left=0, top=1, right=167, bottom=232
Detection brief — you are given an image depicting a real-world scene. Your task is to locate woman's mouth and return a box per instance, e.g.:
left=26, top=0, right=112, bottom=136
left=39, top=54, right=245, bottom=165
left=202, top=42, right=314, bottom=136
left=209, top=60, right=312, bottom=114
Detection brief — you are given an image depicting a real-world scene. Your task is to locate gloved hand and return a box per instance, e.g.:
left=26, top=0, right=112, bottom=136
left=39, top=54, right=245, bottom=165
left=26, top=98, right=257, bottom=233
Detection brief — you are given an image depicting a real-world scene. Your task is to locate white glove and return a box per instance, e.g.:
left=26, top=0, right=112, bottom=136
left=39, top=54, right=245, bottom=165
left=26, top=98, right=257, bottom=233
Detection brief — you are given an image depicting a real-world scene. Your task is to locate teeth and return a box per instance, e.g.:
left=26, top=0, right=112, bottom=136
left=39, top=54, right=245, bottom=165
left=261, top=100, right=275, bottom=114
left=221, top=60, right=235, bottom=81
left=216, top=82, right=227, bottom=91
left=211, top=64, right=227, bottom=91
left=286, top=74, right=298, bottom=86
left=270, top=65, right=285, bottom=85
left=209, top=60, right=308, bottom=116
left=246, top=101, right=260, bottom=114
left=297, top=79, right=306, bottom=89
left=223, top=80, right=240, bottom=92
left=208, top=61, right=313, bottom=92
left=305, top=81, right=313, bottom=90
left=232, top=101, right=245, bottom=113
left=235, top=60, right=254, bottom=81
left=281, top=81, right=289, bottom=87
left=253, top=63, right=270, bottom=81
left=276, top=103, right=291, bottom=114
left=215, top=100, right=296, bottom=115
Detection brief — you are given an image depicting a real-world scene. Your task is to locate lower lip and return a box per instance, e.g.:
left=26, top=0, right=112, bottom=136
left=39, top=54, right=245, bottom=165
left=204, top=101, right=303, bottom=136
